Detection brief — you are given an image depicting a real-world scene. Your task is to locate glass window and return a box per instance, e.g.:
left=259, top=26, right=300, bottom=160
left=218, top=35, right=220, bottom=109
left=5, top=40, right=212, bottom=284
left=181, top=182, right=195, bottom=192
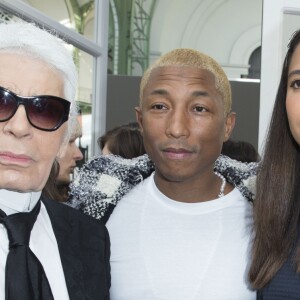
left=24, top=0, right=95, bottom=40
left=76, top=49, right=93, bottom=160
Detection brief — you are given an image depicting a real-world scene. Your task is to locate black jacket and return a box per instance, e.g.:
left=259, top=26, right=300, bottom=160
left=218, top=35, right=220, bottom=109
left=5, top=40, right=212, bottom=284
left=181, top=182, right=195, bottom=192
left=42, top=196, right=110, bottom=299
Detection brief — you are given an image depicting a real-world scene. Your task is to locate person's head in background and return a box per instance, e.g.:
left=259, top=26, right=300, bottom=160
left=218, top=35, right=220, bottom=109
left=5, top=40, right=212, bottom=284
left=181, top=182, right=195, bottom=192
left=0, top=20, right=77, bottom=192
left=98, top=121, right=146, bottom=159
left=221, top=139, right=260, bottom=163
left=249, top=29, right=300, bottom=289
left=43, top=117, right=83, bottom=202
left=57, top=117, right=83, bottom=184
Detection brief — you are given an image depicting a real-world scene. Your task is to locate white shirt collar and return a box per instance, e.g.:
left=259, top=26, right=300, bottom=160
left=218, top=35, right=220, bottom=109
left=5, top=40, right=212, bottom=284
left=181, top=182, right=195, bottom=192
left=0, top=189, right=41, bottom=215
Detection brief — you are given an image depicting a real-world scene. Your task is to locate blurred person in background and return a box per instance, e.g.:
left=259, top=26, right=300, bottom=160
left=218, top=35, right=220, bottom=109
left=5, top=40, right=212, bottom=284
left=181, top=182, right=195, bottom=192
left=98, top=121, right=146, bottom=158
left=44, top=118, right=83, bottom=202
left=221, top=139, right=260, bottom=163
left=57, top=117, right=84, bottom=184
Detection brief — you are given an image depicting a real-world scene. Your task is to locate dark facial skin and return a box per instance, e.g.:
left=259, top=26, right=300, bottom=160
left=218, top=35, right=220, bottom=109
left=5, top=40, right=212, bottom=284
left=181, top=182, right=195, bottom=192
left=136, top=66, right=235, bottom=203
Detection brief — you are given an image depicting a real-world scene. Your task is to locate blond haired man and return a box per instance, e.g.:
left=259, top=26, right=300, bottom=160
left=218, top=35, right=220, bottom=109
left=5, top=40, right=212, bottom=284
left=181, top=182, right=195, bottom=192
left=105, top=49, right=255, bottom=299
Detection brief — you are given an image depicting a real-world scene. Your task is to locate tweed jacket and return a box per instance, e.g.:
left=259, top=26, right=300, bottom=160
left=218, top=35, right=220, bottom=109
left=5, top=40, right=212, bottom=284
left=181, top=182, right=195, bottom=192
left=68, top=154, right=258, bottom=224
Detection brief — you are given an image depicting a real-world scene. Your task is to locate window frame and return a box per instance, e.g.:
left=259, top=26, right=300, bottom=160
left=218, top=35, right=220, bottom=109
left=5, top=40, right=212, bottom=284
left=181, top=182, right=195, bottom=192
left=0, top=0, right=109, bottom=156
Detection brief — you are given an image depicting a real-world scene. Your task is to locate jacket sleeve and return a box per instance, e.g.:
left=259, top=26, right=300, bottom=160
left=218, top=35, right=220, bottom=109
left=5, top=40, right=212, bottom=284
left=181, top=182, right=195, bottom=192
left=67, top=154, right=155, bottom=221
left=214, top=154, right=259, bottom=202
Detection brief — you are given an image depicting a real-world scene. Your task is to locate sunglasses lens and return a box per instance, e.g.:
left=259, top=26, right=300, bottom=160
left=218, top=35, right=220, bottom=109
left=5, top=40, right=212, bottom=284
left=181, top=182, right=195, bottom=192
left=0, top=91, right=17, bottom=121
left=27, top=98, right=68, bottom=130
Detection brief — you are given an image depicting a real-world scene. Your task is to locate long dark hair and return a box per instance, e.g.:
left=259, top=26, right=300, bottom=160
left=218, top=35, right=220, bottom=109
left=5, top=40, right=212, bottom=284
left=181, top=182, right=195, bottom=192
left=249, top=30, right=300, bottom=288
left=42, top=160, right=66, bottom=201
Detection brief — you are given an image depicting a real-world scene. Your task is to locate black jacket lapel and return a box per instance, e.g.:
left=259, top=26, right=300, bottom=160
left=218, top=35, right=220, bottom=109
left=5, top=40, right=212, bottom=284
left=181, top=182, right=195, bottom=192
left=42, top=197, right=86, bottom=299
left=41, top=196, right=111, bottom=300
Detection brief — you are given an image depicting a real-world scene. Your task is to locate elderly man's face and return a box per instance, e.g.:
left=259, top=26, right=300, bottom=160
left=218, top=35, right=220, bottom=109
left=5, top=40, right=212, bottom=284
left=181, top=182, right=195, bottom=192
left=0, top=53, right=67, bottom=192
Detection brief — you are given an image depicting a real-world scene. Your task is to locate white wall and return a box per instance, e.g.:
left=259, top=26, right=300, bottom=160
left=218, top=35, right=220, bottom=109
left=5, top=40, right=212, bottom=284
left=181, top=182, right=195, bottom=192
left=150, top=0, right=262, bottom=79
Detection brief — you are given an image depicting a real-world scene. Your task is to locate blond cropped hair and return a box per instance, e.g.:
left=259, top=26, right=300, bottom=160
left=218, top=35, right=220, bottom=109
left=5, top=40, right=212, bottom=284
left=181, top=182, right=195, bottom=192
left=140, top=48, right=231, bottom=115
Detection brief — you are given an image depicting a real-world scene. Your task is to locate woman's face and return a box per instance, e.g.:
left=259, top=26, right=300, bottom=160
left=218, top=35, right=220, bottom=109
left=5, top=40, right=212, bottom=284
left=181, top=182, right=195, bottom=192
left=0, top=53, right=67, bottom=192
left=287, top=44, right=300, bottom=145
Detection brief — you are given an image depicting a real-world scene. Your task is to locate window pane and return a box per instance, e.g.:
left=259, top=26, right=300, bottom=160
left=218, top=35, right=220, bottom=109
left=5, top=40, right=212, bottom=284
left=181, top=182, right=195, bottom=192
left=76, top=49, right=93, bottom=161
left=24, top=0, right=95, bottom=40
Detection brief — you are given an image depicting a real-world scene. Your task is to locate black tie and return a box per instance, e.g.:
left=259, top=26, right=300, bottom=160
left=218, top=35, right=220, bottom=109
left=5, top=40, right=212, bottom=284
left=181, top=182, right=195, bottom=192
left=0, top=200, right=54, bottom=300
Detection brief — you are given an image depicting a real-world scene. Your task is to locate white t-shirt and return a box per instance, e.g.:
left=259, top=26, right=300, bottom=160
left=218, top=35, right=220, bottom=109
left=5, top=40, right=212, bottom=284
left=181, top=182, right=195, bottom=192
left=107, top=173, right=255, bottom=300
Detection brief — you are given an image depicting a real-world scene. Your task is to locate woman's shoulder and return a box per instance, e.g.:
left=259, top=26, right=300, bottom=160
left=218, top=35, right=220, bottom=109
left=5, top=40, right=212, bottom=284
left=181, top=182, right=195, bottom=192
left=258, top=247, right=300, bottom=299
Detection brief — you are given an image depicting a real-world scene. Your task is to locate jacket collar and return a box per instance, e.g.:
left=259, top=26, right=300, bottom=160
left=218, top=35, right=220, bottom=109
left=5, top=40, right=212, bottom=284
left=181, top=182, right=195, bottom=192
left=68, top=154, right=258, bottom=223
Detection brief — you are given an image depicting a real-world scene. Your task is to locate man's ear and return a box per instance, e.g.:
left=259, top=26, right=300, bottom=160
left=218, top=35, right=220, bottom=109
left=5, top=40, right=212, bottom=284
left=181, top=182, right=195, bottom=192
left=135, top=106, right=143, bottom=133
left=224, top=112, right=236, bottom=142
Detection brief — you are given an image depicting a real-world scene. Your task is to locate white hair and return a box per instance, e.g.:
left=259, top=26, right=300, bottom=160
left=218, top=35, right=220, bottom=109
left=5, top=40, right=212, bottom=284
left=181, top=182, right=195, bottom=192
left=0, top=20, right=78, bottom=138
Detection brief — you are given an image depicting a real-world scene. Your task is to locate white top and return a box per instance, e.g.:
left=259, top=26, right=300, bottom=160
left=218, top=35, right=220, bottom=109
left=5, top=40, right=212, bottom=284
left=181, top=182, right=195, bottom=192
left=107, top=173, right=255, bottom=300
left=0, top=189, right=69, bottom=300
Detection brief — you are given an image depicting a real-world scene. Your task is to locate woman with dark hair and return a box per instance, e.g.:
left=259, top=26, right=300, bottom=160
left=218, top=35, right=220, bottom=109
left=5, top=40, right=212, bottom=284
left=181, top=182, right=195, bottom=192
left=249, top=29, right=300, bottom=298
left=43, top=118, right=83, bottom=202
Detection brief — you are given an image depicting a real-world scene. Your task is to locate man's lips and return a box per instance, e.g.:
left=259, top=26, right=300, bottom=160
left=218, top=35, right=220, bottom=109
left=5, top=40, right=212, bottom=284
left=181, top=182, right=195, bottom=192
left=0, top=151, right=33, bottom=165
left=162, top=147, right=193, bottom=159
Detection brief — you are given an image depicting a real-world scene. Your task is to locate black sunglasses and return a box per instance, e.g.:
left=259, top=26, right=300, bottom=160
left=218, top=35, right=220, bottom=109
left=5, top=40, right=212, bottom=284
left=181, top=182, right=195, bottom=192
left=0, top=86, right=70, bottom=131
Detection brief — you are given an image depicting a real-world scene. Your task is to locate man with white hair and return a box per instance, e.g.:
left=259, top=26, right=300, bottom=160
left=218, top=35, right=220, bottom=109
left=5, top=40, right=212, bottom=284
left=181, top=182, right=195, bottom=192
left=0, top=21, right=110, bottom=300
